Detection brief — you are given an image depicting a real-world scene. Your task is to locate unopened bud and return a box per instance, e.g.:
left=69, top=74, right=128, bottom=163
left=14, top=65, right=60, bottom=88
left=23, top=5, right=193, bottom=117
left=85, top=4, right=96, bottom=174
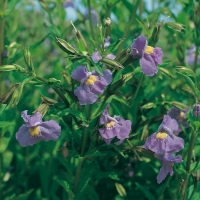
left=55, top=37, right=78, bottom=55
left=0, top=83, right=20, bottom=106
left=100, top=58, right=124, bottom=69
left=115, top=48, right=131, bottom=64
left=76, top=30, right=88, bottom=51
left=141, top=102, right=155, bottom=110
left=152, top=25, right=161, bottom=44
left=104, top=17, right=112, bottom=26
left=193, top=104, right=200, bottom=117
left=0, top=65, right=17, bottom=72
left=165, top=22, right=185, bottom=32
left=24, top=45, right=33, bottom=70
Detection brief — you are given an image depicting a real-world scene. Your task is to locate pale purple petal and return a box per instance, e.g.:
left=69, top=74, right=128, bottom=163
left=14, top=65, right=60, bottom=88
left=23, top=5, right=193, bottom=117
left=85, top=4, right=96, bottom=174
left=91, top=81, right=107, bottom=94
left=102, top=69, right=112, bottom=85
left=91, top=51, right=102, bottom=63
left=104, top=138, right=112, bottom=145
left=105, top=53, right=116, bottom=60
left=71, top=66, right=87, bottom=82
left=39, top=120, right=61, bottom=141
left=28, top=135, right=42, bottom=146
left=140, top=54, right=158, bottom=76
left=104, top=36, right=111, bottom=48
left=152, top=47, right=163, bottom=64
left=16, top=125, right=30, bottom=147
left=131, top=35, right=147, bottom=59
left=74, top=86, right=98, bottom=105
left=157, top=165, right=173, bottom=184
left=21, top=111, right=42, bottom=127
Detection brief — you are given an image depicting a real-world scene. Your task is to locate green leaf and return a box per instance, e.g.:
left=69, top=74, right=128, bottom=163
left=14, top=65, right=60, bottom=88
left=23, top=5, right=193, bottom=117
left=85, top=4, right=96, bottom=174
left=110, top=144, right=125, bottom=157
left=56, top=179, right=75, bottom=200
left=93, top=64, right=103, bottom=76
left=9, top=189, right=34, bottom=200
left=136, top=19, right=152, bottom=38
left=4, top=0, right=19, bottom=17
left=190, top=161, right=200, bottom=173
left=84, top=150, right=106, bottom=159
left=135, top=183, right=156, bottom=200
left=0, top=121, right=15, bottom=128
left=176, top=66, right=196, bottom=79
left=191, top=121, right=200, bottom=130
left=103, top=39, right=124, bottom=56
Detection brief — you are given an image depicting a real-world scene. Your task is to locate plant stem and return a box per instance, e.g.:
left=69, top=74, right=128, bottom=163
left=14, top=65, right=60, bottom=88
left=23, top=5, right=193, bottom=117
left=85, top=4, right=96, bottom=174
left=116, top=0, right=140, bottom=56
left=73, top=104, right=93, bottom=194
left=0, top=0, right=5, bottom=66
left=73, top=158, right=83, bottom=193
left=130, top=73, right=144, bottom=106
left=126, top=139, right=142, bottom=161
left=87, top=0, right=95, bottom=40
left=182, top=130, right=197, bottom=200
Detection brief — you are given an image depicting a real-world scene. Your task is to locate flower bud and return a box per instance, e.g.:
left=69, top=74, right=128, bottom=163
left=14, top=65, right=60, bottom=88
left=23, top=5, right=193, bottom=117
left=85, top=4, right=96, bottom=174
left=104, top=17, right=112, bottom=26
left=165, top=22, right=185, bottom=32
left=141, top=102, right=155, bottom=110
left=0, top=65, right=25, bottom=72
left=24, top=45, right=33, bottom=70
left=152, top=25, right=161, bottom=44
left=100, top=58, right=124, bottom=69
left=76, top=30, right=88, bottom=51
left=0, top=83, right=20, bottom=106
left=193, top=104, right=200, bottom=117
left=55, top=37, right=78, bottom=55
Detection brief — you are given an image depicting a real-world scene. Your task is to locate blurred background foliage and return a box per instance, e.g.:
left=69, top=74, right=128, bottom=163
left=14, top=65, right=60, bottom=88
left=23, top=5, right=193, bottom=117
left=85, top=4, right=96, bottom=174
left=0, top=0, right=200, bottom=199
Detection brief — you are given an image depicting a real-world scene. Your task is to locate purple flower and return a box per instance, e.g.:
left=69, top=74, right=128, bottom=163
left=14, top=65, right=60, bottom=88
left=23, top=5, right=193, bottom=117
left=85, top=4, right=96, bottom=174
left=167, top=107, right=189, bottom=134
left=155, top=153, right=182, bottom=184
left=98, top=106, right=132, bottom=145
left=144, top=115, right=184, bottom=154
left=72, top=66, right=112, bottom=105
left=91, top=36, right=116, bottom=63
left=186, top=45, right=200, bottom=65
left=16, top=110, right=61, bottom=147
left=131, top=35, right=163, bottom=76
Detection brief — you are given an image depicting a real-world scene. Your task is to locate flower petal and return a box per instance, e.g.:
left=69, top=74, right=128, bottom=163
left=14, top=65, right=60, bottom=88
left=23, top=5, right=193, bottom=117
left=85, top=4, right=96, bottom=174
left=72, top=66, right=88, bottom=82
left=39, top=120, right=61, bottom=141
left=105, top=53, right=116, bottom=60
left=139, top=54, right=158, bottom=76
left=16, top=125, right=30, bottom=147
left=131, top=35, right=147, bottom=59
left=152, top=47, right=163, bottom=64
left=21, top=111, right=42, bottom=127
left=91, top=51, right=102, bottom=63
left=74, top=86, right=98, bottom=105
left=157, top=164, right=173, bottom=184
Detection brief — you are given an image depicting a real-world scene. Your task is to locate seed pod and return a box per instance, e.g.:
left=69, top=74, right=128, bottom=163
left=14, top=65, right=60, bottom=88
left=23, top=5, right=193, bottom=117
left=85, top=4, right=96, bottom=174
left=0, top=83, right=20, bottom=106
left=100, top=58, right=124, bottom=69
left=24, top=45, right=32, bottom=69
left=55, top=37, right=78, bottom=55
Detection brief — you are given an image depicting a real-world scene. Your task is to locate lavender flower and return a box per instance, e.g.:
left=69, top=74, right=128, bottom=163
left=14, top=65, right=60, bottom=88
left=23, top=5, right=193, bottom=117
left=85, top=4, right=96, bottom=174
left=186, top=45, right=200, bottom=65
left=63, top=0, right=74, bottom=8
left=91, top=36, right=116, bottom=63
left=155, top=153, right=182, bottom=184
left=16, top=110, right=61, bottom=147
left=167, top=107, right=189, bottom=134
left=144, top=115, right=184, bottom=154
left=131, top=35, right=163, bottom=76
left=98, top=106, right=132, bottom=145
left=72, top=66, right=112, bottom=105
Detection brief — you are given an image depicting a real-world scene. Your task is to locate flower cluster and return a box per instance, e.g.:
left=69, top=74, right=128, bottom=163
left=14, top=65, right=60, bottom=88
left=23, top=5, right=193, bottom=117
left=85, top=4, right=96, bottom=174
left=144, top=115, right=184, bottom=183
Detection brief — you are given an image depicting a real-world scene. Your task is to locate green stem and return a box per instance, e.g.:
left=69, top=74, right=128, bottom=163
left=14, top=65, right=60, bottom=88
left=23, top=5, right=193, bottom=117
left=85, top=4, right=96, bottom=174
left=126, top=139, right=142, bottom=161
left=158, top=176, right=172, bottom=200
left=73, top=105, right=93, bottom=194
left=0, top=0, right=5, bottom=66
left=73, top=158, right=83, bottom=193
left=0, top=153, right=2, bottom=200
left=130, top=74, right=144, bottom=106
left=182, top=130, right=197, bottom=200
left=116, top=0, right=140, bottom=56
left=87, top=0, right=95, bottom=40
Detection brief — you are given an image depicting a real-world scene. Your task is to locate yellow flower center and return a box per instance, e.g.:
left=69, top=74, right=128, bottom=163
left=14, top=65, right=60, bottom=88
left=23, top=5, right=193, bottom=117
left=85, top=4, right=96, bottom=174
left=179, top=111, right=185, bottom=119
left=144, top=46, right=154, bottom=54
left=106, top=121, right=115, bottom=128
left=156, top=132, right=167, bottom=139
left=29, top=126, right=40, bottom=137
left=85, top=75, right=97, bottom=86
